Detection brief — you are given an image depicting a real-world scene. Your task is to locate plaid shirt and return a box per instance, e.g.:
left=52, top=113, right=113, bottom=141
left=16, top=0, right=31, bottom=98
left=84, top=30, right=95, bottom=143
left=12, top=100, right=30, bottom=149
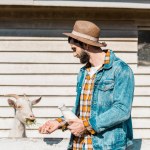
left=57, top=50, right=110, bottom=150
left=73, top=50, right=110, bottom=150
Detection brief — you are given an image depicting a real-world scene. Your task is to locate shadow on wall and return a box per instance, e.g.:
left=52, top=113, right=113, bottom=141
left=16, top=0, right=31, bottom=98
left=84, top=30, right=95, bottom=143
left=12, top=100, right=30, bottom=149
left=43, top=138, right=63, bottom=145
left=0, top=138, right=146, bottom=150
left=127, top=139, right=142, bottom=150
left=43, top=138, right=143, bottom=150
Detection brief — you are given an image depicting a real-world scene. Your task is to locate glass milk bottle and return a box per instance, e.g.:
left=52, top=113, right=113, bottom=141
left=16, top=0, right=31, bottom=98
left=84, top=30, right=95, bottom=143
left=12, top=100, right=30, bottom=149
left=58, top=104, right=78, bottom=120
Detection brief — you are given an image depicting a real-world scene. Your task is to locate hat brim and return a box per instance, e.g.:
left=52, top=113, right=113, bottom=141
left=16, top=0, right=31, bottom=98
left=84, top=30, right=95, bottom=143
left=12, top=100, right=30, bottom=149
left=63, top=32, right=106, bottom=47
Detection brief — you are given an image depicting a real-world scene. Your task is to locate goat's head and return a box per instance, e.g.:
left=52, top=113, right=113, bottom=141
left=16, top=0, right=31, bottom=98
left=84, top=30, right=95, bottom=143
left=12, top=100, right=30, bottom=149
left=6, top=94, right=41, bottom=125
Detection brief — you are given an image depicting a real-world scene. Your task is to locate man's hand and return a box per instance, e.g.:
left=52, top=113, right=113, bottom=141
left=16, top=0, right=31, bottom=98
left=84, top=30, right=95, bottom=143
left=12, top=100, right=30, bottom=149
left=67, top=119, right=86, bottom=137
left=38, top=120, right=61, bottom=134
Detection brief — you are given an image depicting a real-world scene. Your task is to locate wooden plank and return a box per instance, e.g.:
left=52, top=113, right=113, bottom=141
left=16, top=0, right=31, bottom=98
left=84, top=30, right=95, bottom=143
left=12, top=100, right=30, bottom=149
left=0, top=118, right=150, bottom=129
left=132, top=108, right=150, bottom=118
left=0, top=86, right=149, bottom=96
left=135, top=87, right=150, bottom=96
left=0, top=41, right=71, bottom=52
left=132, top=118, right=150, bottom=129
left=130, top=65, right=150, bottom=75
left=0, top=138, right=69, bottom=150
left=0, top=96, right=75, bottom=107
left=0, top=129, right=71, bottom=138
left=0, top=19, right=136, bottom=30
left=0, top=74, right=149, bottom=86
left=104, top=41, right=137, bottom=52
left=0, top=118, right=40, bottom=129
left=0, top=52, right=79, bottom=64
left=0, top=52, right=137, bottom=64
left=33, top=1, right=150, bottom=10
left=0, top=6, right=149, bottom=21
left=0, top=107, right=150, bottom=118
left=0, top=0, right=33, bottom=5
left=0, top=40, right=137, bottom=52
left=0, top=128, right=149, bottom=139
left=0, top=118, right=56, bottom=129
left=133, top=97, right=150, bottom=107
left=1, top=0, right=150, bottom=9
left=0, top=37, right=137, bottom=41
left=133, top=129, right=150, bottom=139
left=0, top=75, right=76, bottom=86
left=34, top=0, right=150, bottom=3
left=0, top=64, right=82, bottom=74
left=0, top=29, right=137, bottom=38
left=2, top=96, right=150, bottom=106
left=0, top=86, right=76, bottom=96
left=0, top=96, right=149, bottom=107
left=0, top=64, right=149, bottom=75
left=0, top=107, right=63, bottom=118
left=0, top=63, right=133, bottom=74
left=136, top=20, right=150, bottom=27
left=135, top=75, right=150, bottom=85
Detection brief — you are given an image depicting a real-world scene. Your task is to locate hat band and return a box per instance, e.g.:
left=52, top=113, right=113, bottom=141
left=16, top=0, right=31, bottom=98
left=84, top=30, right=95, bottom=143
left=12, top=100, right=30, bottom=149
left=72, top=30, right=98, bottom=42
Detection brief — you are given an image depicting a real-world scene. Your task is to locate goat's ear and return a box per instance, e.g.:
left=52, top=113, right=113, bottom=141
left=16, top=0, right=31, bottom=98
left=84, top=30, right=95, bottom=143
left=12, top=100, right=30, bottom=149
left=8, top=99, right=17, bottom=108
left=31, top=97, right=42, bottom=105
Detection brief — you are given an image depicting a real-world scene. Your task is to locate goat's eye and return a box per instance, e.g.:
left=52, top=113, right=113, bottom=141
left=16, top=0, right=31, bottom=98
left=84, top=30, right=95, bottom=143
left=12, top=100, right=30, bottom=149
left=17, top=105, right=22, bottom=109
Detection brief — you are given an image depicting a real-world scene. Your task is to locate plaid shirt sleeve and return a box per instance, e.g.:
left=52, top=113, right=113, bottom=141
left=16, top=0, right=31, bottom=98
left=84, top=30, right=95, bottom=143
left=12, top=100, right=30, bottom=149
left=55, top=118, right=68, bottom=131
left=83, top=119, right=96, bottom=135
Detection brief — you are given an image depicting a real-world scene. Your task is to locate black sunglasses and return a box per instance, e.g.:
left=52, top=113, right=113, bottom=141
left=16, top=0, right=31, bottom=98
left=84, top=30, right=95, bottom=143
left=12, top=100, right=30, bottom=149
left=68, top=37, right=80, bottom=43
left=68, top=37, right=84, bottom=47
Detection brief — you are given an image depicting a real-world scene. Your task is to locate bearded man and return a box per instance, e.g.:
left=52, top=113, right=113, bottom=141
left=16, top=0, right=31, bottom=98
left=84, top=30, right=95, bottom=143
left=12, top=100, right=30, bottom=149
left=39, top=20, right=135, bottom=150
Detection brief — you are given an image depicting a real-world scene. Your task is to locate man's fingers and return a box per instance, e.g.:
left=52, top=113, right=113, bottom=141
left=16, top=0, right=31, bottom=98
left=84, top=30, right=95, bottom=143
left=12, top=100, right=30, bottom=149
left=67, top=126, right=72, bottom=130
left=67, top=120, right=74, bottom=124
left=67, top=125, right=77, bottom=130
left=40, top=128, right=46, bottom=134
left=47, top=126, right=57, bottom=134
left=39, top=126, right=45, bottom=133
left=39, top=124, right=50, bottom=134
left=67, top=122, right=80, bottom=130
left=38, top=126, right=42, bottom=132
left=70, top=130, right=80, bottom=137
left=47, top=128, right=55, bottom=134
left=39, top=120, right=60, bottom=134
left=67, top=119, right=79, bottom=124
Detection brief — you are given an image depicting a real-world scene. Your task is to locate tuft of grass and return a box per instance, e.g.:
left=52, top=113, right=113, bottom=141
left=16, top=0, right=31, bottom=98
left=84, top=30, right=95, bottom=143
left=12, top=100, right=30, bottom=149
left=26, top=119, right=36, bottom=126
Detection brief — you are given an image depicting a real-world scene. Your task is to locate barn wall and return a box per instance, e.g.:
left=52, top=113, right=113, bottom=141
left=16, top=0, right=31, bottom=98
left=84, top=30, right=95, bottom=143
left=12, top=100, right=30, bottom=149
left=0, top=6, right=149, bottom=139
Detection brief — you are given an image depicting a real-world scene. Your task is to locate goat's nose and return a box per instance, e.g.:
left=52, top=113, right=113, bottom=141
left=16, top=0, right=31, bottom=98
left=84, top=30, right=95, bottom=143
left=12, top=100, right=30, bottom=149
left=30, top=114, right=35, bottom=120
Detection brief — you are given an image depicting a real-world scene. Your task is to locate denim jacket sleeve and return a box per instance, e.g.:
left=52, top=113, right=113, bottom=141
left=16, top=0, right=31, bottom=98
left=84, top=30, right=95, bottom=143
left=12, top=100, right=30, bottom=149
left=89, top=63, right=135, bottom=133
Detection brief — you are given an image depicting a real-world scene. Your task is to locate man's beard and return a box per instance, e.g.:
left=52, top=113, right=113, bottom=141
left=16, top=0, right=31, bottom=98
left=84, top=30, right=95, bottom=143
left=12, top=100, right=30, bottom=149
left=79, top=50, right=90, bottom=64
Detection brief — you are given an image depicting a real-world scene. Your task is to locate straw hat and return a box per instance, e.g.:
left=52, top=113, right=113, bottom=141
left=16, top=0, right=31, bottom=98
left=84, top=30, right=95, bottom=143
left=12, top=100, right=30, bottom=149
left=63, top=20, right=106, bottom=47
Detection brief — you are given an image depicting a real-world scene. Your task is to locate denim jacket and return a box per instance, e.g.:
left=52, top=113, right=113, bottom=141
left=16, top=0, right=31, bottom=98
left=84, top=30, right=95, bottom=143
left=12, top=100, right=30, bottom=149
left=67, top=50, right=134, bottom=150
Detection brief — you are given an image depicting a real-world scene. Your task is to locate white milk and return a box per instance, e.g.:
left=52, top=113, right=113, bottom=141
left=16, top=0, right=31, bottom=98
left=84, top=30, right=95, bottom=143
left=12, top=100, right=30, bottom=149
left=58, top=104, right=78, bottom=120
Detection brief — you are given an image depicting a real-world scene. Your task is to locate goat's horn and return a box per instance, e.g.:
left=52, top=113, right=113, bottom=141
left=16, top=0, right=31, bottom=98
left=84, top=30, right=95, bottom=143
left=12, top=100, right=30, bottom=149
left=23, top=93, right=29, bottom=101
left=4, top=94, right=20, bottom=99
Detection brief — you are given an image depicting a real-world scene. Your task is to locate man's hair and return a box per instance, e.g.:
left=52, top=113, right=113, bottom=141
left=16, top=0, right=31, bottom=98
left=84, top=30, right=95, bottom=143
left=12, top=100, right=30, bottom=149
left=68, top=37, right=84, bottom=48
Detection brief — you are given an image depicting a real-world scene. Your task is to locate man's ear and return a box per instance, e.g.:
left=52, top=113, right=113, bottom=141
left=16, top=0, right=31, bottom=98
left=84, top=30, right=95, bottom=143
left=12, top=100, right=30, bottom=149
left=31, top=97, right=42, bottom=105
left=8, top=99, right=17, bottom=108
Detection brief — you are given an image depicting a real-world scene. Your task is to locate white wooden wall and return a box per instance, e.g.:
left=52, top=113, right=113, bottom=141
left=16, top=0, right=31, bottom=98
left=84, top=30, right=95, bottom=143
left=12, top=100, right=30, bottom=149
left=0, top=9, right=149, bottom=139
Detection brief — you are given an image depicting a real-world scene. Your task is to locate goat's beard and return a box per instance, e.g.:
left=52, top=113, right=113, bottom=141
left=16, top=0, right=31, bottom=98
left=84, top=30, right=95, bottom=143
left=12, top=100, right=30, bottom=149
left=79, top=50, right=90, bottom=64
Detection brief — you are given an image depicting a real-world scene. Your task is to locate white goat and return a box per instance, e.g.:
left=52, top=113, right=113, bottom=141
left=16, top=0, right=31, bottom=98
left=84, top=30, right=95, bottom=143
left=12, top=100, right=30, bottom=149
left=6, top=94, right=41, bottom=138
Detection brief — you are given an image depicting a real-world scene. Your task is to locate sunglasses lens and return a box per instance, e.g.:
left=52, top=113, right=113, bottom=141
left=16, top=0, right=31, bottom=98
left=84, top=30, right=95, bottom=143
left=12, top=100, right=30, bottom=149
left=68, top=37, right=79, bottom=43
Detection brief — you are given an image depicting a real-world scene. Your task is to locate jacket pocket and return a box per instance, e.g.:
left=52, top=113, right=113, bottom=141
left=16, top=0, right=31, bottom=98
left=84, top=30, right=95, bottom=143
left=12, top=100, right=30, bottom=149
left=98, top=80, right=114, bottom=91
left=103, top=127, right=126, bottom=149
